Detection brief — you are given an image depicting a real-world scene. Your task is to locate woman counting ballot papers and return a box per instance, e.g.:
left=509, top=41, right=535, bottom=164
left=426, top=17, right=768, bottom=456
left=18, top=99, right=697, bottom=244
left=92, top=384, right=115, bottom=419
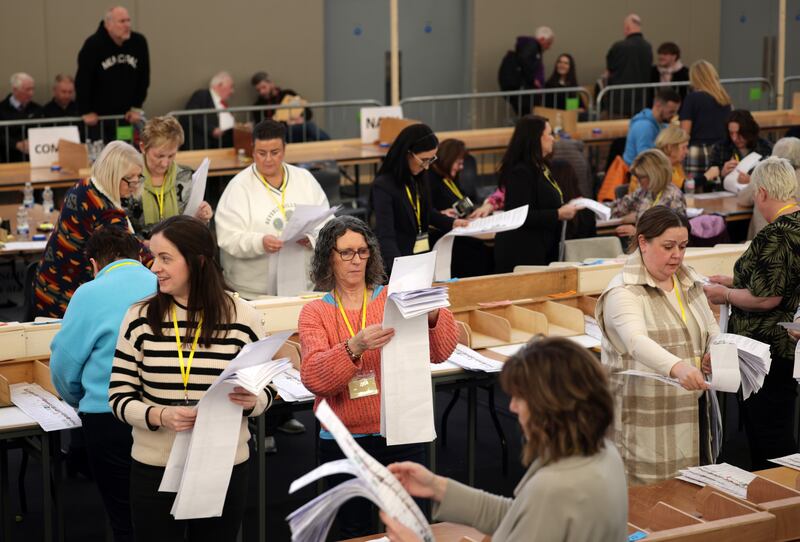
left=596, top=206, right=718, bottom=485
left=378, top=338, right=628, bottom=542
left=493, top=115, right=581, bottom=272
left=299, top=216, right=458, bottom=538
left=109, top=216, right=274, bottom=540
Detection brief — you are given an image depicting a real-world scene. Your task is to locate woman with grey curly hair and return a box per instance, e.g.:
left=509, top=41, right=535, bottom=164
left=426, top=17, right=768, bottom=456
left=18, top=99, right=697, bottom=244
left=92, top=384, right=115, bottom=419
left=298, top=215, right=459, bottom=538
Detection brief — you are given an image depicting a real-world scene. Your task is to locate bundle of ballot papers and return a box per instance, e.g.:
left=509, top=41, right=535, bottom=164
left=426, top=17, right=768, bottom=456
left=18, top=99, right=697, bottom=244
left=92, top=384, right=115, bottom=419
left=287, top=401, right=433, bottom=542
left=388, top=286, right=450, bottom=319
left=712, top=333, right=771, bottom=399
left=770, top=453, right=800, bottom=471
left=446, top=344, right=504, bottom=373
left=677, top=463, right=757, bottom=500
left=272, top=368, right=315, bottom=402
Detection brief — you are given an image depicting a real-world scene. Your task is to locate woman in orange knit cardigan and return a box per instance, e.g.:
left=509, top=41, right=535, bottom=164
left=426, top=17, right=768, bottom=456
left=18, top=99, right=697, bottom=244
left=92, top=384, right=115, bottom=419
left=299, top=215, right=458, bottom=539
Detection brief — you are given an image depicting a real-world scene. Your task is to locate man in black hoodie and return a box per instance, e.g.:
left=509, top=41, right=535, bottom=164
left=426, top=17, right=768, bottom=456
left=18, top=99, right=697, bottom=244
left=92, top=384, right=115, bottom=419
left=604, top=13, right=653, bottom=117
left=75, top=6, right=149, bottom=141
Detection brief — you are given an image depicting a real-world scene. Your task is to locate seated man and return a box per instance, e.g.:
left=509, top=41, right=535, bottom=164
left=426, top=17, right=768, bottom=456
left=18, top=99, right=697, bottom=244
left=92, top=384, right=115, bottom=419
left=251, top=71, right=330, bottom=142
left=0, top=72, right=41, bottom=162
left=41, top=74, right=79, bottom=118
left=182, top=71, right=235, bottom=150
left=50, top=226, right=156, bottom=542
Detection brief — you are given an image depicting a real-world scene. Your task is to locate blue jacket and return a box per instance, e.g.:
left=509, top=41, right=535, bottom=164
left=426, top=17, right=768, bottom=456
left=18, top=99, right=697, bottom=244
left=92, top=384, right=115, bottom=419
left=622, top=108, right=663, bottom=165
left=50, top=259, right=156, bottom=413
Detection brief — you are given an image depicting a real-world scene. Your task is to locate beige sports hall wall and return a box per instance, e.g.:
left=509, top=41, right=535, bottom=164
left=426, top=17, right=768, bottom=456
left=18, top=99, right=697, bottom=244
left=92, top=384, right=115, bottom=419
left=0, top=1, right=719, bottom=116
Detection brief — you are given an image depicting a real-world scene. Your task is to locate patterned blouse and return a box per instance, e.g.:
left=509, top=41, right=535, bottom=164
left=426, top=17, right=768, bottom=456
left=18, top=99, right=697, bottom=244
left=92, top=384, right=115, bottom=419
left=611, top=183, right=686, bottom=219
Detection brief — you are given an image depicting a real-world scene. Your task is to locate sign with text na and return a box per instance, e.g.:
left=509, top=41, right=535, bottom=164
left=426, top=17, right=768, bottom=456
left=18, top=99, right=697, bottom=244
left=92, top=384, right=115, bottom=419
left=360, top=106, right=403, bottom=144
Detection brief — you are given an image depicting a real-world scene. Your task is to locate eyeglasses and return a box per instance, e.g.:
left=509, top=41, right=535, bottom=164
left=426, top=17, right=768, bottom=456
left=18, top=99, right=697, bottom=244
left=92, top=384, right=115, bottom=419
left=121, top=174, right=145, bottom=188
left=333, top=247, right=370, bottom=261
left=411, top=152, right=437, bottom=169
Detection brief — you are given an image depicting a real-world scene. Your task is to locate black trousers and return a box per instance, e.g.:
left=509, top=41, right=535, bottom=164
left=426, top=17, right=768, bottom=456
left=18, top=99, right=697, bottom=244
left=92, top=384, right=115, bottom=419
left=129, top=459, right=249, bottom=542
left=319, top=436, right=426, bottom=540
left=741, top=357, right=798, bottom=470
left=80, top=412, right=134, bottom=542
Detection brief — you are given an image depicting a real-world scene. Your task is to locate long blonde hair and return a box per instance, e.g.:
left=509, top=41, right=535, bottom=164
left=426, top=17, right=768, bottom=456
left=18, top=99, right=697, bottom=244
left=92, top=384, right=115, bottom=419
left=689, top=60, right=732, bottom=106
left=630, top=149, right=672, bottom=196
left=655, top=125, right=689, bottom=161
left=91, top=141, right=143, bottom=206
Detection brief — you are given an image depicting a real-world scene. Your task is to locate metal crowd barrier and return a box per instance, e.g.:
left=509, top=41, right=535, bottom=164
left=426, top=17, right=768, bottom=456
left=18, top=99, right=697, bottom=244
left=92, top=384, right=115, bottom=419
left=784, top=76, right=800, bottom=109
left=166, top=99, right=383, bottom=150
left=0, top=114, right=128, bottom=163
left=595, top=77, right=775, bottom=119
left=399, top=87, right=593, bottom=132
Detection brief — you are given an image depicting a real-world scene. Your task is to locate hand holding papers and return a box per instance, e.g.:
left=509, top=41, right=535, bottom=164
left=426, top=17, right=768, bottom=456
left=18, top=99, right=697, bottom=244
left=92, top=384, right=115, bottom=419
left=723, top=152, right=762, bottom=193
left=183, top=158, right=210, bottom=217
left=383, top=252, right=449, bottom=445
left=569, top=198, right=612, bottom=221
left=287, top=401, right=433, bottom=542
left=433, top=205, right=529, bottom=280
left=276, top=204, right=337, bottom=295
left=159, top=331, right=292, bottom=520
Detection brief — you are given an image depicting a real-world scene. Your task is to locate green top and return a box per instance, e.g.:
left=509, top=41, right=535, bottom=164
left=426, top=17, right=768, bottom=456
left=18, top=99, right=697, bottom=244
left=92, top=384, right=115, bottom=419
left=731, top=210, right=800, bottom=360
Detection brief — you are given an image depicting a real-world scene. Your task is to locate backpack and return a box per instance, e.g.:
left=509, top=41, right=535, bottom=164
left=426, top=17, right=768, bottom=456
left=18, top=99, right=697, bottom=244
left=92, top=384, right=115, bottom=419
left=498, top=50, right=523, bottom=91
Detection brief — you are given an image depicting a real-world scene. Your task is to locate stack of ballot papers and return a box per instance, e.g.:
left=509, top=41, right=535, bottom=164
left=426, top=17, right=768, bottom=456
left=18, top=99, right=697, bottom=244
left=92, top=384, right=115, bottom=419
left=272, top=367, right=315, bottom=402
left=770, top=453, right=800, bottom=471
left=159, top=331, right=293, bottom=519
left=287, top=400, right=433, bottom=542
left=677, top=463, right=757, bottom=500
left=446, top=344, right=504, bottom=372
left=712, top=333, right=771, bottom=399
left=11, top=383, right=81, bottom=431
left=388, top=287, right=450, bottom=319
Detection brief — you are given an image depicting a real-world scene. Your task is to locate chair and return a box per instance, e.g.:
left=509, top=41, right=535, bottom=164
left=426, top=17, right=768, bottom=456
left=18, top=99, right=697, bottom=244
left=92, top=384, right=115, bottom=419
left=458, top=154, right=498, bottom=203
left=563, top=237, right=623, bottom=262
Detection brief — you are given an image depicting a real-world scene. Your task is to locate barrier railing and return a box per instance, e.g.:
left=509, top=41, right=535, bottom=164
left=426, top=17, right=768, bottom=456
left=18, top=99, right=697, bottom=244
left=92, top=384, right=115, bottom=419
left=166, top=99, right=383, bottom=150
left=784, top=76, right=800, bottom=109
left=0, top=114, right=128, bottom=163
left=595, top=77, right=775, bottom=119
left=399, top=87, right=594, bottom=132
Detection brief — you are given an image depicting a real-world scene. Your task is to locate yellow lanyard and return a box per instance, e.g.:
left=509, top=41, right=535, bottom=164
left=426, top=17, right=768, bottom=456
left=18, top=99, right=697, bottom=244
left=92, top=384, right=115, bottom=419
left=255, top=165, right=288, bottom=219
left=334, top=288, right=368, bottom=337
left=772, top=202, right=797, bottom=222
left=404, top=184, right=422, bottom=233
left=102, top=261, right=137, bottom=275
left=171, top=306, right=204, bottom=401
left=733, top=151, right=740, bottom=161
left=151, top=165, right=176, bottom=219
left=653, top=191, right=664, bottom=205
left=672, top=275, right=687, bottom=324
left=542, top=166, right=564, bottom=204
left=442, top=177, right=464, bottom=200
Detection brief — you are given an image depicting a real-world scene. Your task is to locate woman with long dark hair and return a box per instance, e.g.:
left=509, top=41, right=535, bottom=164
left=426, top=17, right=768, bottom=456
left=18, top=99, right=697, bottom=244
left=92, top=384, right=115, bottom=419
left=109, top=215, right=273, bottom=541
left=494, top=115, right=580, bottom=272
left=370, top=123, right=468, bottom=275
left=543, top=53, right=582, bottom=111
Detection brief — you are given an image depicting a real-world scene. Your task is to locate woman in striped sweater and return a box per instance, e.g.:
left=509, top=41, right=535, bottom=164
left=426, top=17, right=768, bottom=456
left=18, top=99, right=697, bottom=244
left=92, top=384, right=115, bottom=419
left=109, top=215, right=273, bottom=541
left=299, top=216, right=459, bottom=538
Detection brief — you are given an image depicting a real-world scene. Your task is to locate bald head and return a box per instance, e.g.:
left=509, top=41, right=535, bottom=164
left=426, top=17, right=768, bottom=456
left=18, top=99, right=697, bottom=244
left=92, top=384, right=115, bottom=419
left=104, top=6, right=132, bottom=45
left=624, top=13, right=642, bottom=36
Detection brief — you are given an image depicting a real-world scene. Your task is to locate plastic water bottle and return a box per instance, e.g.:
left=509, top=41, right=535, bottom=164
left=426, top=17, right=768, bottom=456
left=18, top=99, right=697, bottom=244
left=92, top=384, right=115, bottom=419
left=684, top=177, right=695, bottom=195
left=16, top=206, right=30, bottom=239
left=22, top=182, right=34, bottom=208
left=42, top=186, right=54, bottom=214
left=554, top=112, right=563, bottom=137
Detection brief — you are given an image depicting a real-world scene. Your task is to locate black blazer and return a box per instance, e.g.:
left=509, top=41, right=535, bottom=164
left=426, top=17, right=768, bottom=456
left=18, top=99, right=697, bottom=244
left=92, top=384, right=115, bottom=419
left=182, top=89, right=232, bottom=150
left=370, top=171, right=453, bottom=275
left=494, top=163, right=562, bottom=273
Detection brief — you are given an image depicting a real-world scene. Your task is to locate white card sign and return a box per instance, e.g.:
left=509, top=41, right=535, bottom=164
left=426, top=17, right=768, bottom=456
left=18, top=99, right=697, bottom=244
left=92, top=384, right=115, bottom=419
left=28, top=126, right=81, bottom=168
left=360, top=106, right=403, bottom=144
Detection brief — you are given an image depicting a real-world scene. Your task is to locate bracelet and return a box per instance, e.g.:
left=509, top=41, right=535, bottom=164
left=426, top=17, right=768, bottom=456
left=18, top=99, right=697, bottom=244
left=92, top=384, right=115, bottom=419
left=159, top=407, right=165, bottom=427
left=725, top=288, right=732, bottom=305
left=344, top=339, right=361, bottom=361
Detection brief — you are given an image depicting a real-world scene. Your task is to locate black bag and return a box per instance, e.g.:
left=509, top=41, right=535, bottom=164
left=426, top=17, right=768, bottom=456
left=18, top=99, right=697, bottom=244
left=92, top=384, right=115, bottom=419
left=498, top=50, right=523, bottom=91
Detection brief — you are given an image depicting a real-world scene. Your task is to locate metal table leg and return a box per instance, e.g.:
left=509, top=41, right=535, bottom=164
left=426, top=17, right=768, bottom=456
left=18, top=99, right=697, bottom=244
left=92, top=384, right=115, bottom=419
left=42, top=433, right=52, bottom=542
left=1, top=442, right=10, bottom=542
left=467, top=386, right=477, bottom=486
left=257, top=413, right=266, bottom=542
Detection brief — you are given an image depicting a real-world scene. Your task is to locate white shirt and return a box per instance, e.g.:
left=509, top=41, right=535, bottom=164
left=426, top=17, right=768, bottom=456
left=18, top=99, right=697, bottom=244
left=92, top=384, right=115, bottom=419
left=209, top=87, right=235, bottom=132
left=215, top=162, right=329, bottom=298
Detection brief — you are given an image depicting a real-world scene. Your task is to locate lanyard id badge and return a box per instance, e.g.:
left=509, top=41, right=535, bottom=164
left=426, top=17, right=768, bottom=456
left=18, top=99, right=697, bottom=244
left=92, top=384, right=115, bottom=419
left=413, top=233, right=430, bottom=254
left=348, top=370, right=378, bottom=399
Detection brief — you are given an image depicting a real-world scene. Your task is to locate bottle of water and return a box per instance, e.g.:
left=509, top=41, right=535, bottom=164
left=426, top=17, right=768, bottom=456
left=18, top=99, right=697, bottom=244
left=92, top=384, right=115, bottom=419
left=22, top=182, right=34, bottom=208
left=554, top=112, right=563, bottom=138
left=684, top=177, right=695, bottom=195
left=16, top=206, right=30, bottom=239
left=42, top=186, right=54, bottom=214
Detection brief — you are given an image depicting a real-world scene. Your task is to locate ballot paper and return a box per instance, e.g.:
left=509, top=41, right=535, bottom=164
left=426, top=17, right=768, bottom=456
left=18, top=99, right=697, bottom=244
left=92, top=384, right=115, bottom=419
left=795, top=340, right=800, bottom=384
left=677, top=463, right=757, bottom=500
left=430, top=359, right=462, bottom=375
left=712, top=333, right=772, bottom=399
left=686, top=207, right=704, bottom=218
left=160, top=331, right=292, bottom=520
left=616, top=370, right=683, bottom=389
left=10, top=383, right=81, bottom=432
left=770, top=453, right=800, bottom=471
left=719, top=303, right=730, bottom=333
left=569, top=198, right=612, bottom=221
left=182, top=158, right=209, bottom=217
left=287, top=400, right=433, bottom=542
left=432, top=205, right=529, bottom=281
left=584, top=315, right=603, bottom=341
left=447, top=344, right=504, bottom=373
left=276, top=205, right=338, bottom=296
left=723, top=152, right=762, bottom=193
left=690, top=191, right=736, bottom=200
left=273, top=367, right=315, bottom=402
left=709, top=342, right=741, bottom=393
left=381, top=252, right=446, bottom=445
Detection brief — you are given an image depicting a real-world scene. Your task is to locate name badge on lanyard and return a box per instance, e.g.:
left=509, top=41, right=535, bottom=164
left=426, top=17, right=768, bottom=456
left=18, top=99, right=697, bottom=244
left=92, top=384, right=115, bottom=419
left=413, top=233, right=430, bottom=254
left=348, top=371, right=378, bottom=399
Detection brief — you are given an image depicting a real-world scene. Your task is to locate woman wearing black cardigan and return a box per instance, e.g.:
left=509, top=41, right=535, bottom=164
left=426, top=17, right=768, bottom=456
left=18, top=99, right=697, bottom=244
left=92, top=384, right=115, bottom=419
left=370, top=124, right=467, bottom=275
left=494, top=115, right=580, bottom=273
